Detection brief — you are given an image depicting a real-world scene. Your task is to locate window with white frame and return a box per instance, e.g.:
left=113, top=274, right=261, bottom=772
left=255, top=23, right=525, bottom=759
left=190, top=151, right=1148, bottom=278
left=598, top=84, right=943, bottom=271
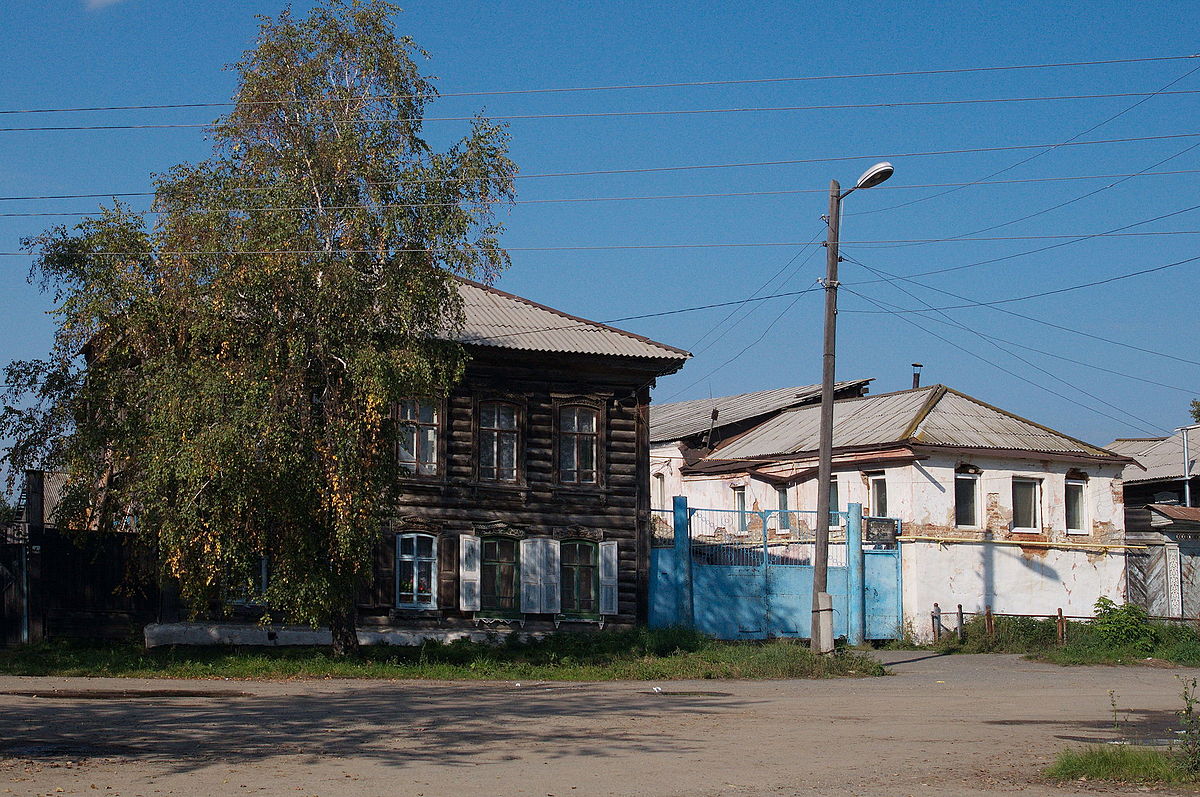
left=868, top=472, right=888, bottom=518
left=397, top=399, right=439, bottom=476
left=829, top=477, right=840, bottom=527
left=1065, top=478, right=1087, bottom=535
left=396, top=533, right=437, bottom=609
left=955, top=470, right=980, bottom=527
left=733, top=485, right=747, bottom=533
left=654, top=472, right=667, bottom=510
left=776, top=486, right=791, bottom=530
left=1012, top=478, right=1041, bottom=531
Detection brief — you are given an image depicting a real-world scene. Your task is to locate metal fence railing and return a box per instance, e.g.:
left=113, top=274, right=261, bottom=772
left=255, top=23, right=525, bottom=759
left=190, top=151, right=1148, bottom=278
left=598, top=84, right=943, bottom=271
left=650, top=509, right=674, bottom=548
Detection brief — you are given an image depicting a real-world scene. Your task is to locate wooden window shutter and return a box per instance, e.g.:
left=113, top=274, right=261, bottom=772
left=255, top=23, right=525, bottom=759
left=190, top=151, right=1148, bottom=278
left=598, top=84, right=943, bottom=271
left=520, top=537, right=543, bottom=613
left=437, top=534, right=458, bottom=610
left=543, top=539, right=561, bottom=615
left=599, top=540, right=618, bottom=615
left=459, top=534, right=481, bottom=611
left=367, top=534, right=396, bottom=608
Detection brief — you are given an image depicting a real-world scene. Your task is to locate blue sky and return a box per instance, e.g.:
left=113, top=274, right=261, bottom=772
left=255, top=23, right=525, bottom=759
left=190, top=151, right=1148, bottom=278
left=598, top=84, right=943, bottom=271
left=1, top=0, right=1198, bottom=450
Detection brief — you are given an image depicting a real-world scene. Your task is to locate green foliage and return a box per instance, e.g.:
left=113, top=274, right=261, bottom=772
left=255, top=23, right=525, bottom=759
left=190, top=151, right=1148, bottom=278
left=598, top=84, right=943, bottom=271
left=1175, top=677, right=1200, bottom=775
left=1046, top=745, right=1196, bottom=784
left=0, top=1, right=516, bottom=654
left=1191, top=399, right=1200, bottom=424
left=0, top=630, right=885, bottom=681
left=1091, top=597, right=1158, bottom=654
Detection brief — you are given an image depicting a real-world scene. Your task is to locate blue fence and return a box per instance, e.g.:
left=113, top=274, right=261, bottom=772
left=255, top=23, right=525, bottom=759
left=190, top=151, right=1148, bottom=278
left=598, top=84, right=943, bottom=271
left=649, top=497, right=902, bottom=642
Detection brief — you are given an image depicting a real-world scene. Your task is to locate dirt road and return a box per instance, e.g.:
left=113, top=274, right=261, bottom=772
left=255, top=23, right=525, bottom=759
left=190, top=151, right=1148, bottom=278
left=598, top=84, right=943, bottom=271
left=0, top=652, right=1193, bottom=796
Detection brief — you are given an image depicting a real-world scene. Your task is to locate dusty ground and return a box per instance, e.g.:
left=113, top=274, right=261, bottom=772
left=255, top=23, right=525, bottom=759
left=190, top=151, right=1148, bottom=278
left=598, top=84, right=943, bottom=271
left=0, top=651, right=1196, bottom=796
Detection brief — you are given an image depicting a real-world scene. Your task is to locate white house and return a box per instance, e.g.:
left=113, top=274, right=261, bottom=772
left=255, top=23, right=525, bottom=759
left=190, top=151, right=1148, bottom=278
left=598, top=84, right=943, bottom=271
left=651, top=384, right=1132, bottom=639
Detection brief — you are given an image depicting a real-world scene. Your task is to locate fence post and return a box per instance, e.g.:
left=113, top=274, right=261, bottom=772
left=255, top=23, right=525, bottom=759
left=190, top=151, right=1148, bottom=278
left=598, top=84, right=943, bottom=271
left=1056, top=608, right=1066, bottom=647
left=931, top=602, right=942, bottom=640
left=957, top=604, right=965, bottom=643
left=846, top=502, right=865, bottom=646
left=672, top=495, right=694, bottom=628
left=984, top=605, right=995, bottom=639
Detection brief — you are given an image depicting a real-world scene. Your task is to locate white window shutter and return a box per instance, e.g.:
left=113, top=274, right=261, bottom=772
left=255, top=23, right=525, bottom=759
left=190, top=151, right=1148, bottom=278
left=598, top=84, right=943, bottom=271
left=459, top=534, right=481, bottom=611
left=520, top=537, right=542, bottom=613
left=543, top=539, right=561, bottom=615
left=599, top=540, right=619, bottom=615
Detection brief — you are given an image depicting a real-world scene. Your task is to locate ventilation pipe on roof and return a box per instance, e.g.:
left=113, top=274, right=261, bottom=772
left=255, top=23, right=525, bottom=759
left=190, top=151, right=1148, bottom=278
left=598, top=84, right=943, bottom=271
left=911, top=363, right=924, bottom=390
left=704, top=407, right=719, bottom=450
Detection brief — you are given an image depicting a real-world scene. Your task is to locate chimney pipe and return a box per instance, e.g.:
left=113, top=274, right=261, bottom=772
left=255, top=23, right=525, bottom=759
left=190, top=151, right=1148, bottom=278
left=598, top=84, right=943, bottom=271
left=911, top=363, right=924, bottom=390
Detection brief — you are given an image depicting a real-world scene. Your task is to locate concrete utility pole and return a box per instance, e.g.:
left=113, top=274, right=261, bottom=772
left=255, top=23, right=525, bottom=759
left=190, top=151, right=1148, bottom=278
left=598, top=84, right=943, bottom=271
left=811, top=162, right=894, bottom=655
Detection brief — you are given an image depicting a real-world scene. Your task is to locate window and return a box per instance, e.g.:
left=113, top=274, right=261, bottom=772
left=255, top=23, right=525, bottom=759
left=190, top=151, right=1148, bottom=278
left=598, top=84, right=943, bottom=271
left=396, top=533, right=437, bottom=609
left=560, top=540, right=598, bottom=615
left=777, top=486, right=791, bottom=530
left=955, top=472, right=980, bottom=527
left=829, top=477, right=840, bottom=526
left=1012, top=478, right=1041, bottom=531
left=868, top=472, right=888, bottom=518
left=480, top=537, right=520, bottom=612
left=733, top=485, right=747, bottom=533
left=559, top=406, right=599, bottom=484
left=654, top=472, right=667, bottom=510
left=479, top=401, right=519, bottom=482
left=1066, top=479, right=1087, bottom=535
left=397, top=399, right=439, bottom=476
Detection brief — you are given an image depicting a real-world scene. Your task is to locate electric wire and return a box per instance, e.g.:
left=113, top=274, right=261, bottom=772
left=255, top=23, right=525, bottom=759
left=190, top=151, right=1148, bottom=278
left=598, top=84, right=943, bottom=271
left=4, top=90, right=1200, bottom=133
left=2, top=132, right=1197, bottom=201
left=5, top=168, right=1200, bottom=219
left=4, top=54, right=1194, bottom=115
left=843, top=259, right=1170, bottom=434
left=840, top=283, right=1168, bottom=436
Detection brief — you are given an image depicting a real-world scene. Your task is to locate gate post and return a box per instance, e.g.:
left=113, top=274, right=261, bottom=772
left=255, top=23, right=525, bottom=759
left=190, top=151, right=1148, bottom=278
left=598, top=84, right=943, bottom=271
left=846, top=502, right=865, bottom=645
left=672, top=495, right=694, bottom=628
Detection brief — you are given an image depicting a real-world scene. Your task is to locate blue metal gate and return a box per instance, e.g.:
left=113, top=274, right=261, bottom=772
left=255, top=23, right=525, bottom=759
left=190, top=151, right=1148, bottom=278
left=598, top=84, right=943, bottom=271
left=649, top=498, right=902, bottom=642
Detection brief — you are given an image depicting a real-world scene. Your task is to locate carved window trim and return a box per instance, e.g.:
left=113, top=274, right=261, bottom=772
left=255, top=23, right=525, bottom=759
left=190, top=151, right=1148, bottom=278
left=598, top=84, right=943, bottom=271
left=553, top=396, right=606, bottom=489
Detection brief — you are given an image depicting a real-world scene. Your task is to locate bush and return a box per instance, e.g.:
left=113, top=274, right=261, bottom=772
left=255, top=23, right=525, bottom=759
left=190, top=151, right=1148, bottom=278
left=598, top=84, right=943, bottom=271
left=1091, top=597, right=1157, bottom=654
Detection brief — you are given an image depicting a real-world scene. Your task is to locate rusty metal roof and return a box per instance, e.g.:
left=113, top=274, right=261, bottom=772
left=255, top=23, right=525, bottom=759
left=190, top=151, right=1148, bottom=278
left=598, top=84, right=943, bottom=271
left=1122, top=431, right=1198, bottom=483
left=1147, top=503, right=1200, bottom=524
left=705, top=384, right=1121, bottom=462
left=648, top=379, right=872, bottom=443
left=453, top=278, right=690, bottom=363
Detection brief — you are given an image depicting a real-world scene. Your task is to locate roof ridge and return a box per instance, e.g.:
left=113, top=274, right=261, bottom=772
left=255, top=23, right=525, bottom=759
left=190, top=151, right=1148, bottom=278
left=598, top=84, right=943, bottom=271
left=455, top=275, right=691, bottom=359
left=652, top=379, right=873, bottom=411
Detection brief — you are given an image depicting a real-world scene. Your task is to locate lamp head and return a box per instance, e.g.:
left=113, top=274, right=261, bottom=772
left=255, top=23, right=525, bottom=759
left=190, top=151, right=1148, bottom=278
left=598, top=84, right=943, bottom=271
left=854, top=161, right=894, bottom=190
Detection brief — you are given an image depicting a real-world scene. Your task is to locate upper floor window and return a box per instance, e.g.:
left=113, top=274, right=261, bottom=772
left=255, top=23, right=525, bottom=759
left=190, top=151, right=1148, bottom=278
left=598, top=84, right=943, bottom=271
left=559, top=406, right=599, bottom=485
left=396, top=533, right=437, bottom=609
left=955, top=468, right=980, bottom=527
left=1012, top=478, right=1041, bottom=531
left=479, top=401, right=519, bottom=482
left=1065, top=478, right=1087, bottom=535
left=397, top=399, right=439, bottom=476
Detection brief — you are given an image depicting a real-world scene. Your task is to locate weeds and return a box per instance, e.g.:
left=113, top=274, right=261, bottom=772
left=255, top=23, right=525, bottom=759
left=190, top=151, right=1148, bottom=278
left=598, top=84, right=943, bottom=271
left=1175, top=677, right=1200, bottom=775
left=0, top=627, right=886, bottom=681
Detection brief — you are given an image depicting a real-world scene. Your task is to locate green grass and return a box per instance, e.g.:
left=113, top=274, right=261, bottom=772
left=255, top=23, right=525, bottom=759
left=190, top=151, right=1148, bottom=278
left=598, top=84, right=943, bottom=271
left=924, top=613, right=1200, bottom=667
left=1046, top=745, right=1200, bottom=785
left=0, top=627, right=885, bottom=681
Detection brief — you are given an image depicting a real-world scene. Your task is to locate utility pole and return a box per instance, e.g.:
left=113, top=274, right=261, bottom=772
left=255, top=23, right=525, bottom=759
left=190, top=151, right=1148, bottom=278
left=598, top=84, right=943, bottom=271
left=811, top=179, right=841, bottom=654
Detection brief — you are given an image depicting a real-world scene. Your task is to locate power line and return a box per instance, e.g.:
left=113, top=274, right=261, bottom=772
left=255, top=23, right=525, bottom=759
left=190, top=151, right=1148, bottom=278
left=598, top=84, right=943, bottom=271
left=841, top=255, right=1197, bottom=394
left=839, top=284, right=1168, bottom=436
left=3, top=131, right=1197, bottom=201
left=844, top=259, right=1171, bottom=434
left=848, top=59, right=1200, bottom=218
left=4, top=54, right=1194, bottom=115
left=3, top=229, right=1200, bottom=259
left=6, top=168, right=1200, bottom=219
left=3, top=90, right=1200, bottom=133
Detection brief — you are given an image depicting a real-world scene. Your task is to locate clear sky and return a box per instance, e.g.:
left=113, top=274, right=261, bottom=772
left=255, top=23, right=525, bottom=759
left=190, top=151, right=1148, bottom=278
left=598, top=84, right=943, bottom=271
left=1, top=0, right=1198, bottom=451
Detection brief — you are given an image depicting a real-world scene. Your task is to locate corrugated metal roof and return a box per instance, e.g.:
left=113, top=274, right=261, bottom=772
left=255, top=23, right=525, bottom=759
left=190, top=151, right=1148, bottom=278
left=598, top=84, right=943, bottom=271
left=1122, top=431, right=1198, bottom=483
left=705, top=385, right=1120, bottom=462
left=1148, top=504, right=1200, bottom=523
left=648, top=379, right=872, bottom=443
left=1105, top=437, right=1167, bottom=459
left=454, top=278, right=690, bottom=362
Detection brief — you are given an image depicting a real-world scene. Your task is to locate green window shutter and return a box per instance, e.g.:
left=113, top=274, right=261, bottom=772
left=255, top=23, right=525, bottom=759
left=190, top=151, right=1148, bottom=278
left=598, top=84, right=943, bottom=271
left=459, top=534, right=481, bottom=611
left=599, top=540, right=618, bottom=615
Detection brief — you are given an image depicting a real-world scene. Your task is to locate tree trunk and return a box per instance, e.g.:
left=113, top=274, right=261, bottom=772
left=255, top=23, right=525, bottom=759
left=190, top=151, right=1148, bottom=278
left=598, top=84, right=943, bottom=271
left=328, top=603, right=360, bottom=658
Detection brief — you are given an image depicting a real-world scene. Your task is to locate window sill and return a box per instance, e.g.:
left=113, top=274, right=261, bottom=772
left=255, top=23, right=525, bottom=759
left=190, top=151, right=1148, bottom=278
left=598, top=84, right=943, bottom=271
left=1065, top=530, right=1090, bottom=537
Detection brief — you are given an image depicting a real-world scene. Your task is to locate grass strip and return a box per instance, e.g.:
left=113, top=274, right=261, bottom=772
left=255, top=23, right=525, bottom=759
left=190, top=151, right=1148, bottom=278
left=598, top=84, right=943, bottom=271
left=1046, top=745, right=1199, bottom=785
left=0, top=627, right=885, bottom=681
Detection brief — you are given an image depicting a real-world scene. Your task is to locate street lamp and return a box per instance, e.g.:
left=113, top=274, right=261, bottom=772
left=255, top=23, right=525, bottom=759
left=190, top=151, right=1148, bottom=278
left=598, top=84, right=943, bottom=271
left=811, top=161, right=894, bottom=654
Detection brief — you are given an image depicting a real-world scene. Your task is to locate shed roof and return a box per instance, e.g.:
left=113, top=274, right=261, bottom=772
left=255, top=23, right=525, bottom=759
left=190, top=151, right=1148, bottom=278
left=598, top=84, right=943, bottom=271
left=454, top=278, right=690, bottom=363
left=1147, top=504, right=1200, bottom=524
left=649, top=379, right=872, bottom=443
left=704, top=384, right=1122, bottom=462
left=1105, top=437, right=1168, bottom=460
left=1121, top=430, right=1198, bottom=484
